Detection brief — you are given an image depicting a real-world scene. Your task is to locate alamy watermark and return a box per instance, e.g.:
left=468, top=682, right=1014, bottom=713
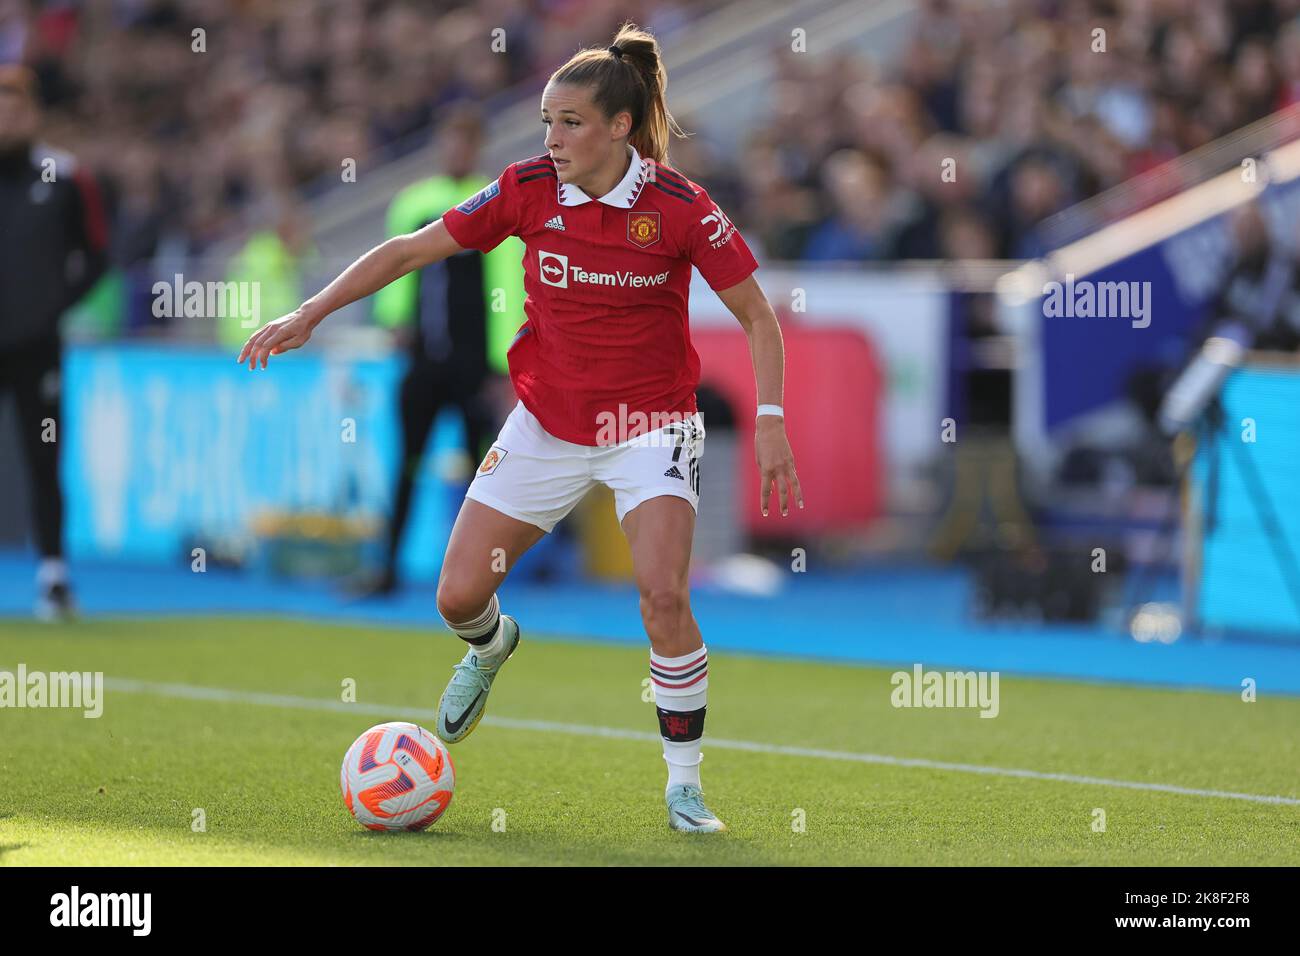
left=890, top=663, right=999, bottom=718
left=1042, top=273, right=1151, bottom=328
left=50, top=886, right=150, bottom=936
left=594, top=403, right=699, bottom=448
left=152, top=274, right=261, bottom=328
left=0, top=664, right=103, bottom=718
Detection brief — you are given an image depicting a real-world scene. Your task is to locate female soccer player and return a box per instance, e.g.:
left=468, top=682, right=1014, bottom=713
left=238, top=24, right=802, bottom=833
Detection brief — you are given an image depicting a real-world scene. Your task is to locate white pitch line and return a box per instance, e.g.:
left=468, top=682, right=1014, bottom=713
left=102, top=676, right=1300, bottom=807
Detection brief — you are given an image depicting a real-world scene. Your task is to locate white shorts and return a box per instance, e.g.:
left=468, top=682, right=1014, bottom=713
left=465, top=401, right=705, bottom=532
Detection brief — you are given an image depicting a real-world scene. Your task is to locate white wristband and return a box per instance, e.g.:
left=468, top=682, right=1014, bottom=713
left=756, top=404, right=784, bottom=419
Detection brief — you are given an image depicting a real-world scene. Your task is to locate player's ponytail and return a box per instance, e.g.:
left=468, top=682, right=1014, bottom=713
left=549, top=22, right=688, bottom=165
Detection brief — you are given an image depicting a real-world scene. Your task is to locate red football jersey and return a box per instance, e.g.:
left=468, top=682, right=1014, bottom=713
left=440, top=144, right=758, bottom=446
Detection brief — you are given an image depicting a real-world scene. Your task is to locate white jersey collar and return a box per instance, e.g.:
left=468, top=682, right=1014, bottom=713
left=557, top=144, right=648, bottom=208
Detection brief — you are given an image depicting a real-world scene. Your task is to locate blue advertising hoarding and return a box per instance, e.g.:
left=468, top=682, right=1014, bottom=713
left=61, top=344, right=464, bottom=579
left=1191, top=365, right=1300, bottom=635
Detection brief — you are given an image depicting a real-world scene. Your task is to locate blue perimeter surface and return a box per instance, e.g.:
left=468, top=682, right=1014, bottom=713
left=1, top=552, right=1297, bottom=696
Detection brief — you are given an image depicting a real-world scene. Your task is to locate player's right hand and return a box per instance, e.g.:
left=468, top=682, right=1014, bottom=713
left=237, top=308, right=317, bottom=370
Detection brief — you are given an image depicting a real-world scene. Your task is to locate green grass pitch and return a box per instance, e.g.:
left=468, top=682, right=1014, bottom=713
left=0, top=617, right=1296, bottom=866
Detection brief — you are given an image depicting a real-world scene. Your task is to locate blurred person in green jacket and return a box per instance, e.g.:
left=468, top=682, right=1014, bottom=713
left=219, top=202, right=313, bottom=352
left=363, top=107, right=524, bottom=595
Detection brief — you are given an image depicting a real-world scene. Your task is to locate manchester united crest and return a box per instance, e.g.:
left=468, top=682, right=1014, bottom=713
left=478, top=446, right=507, bottom=475
left=627, top=211, right=660, bottom=248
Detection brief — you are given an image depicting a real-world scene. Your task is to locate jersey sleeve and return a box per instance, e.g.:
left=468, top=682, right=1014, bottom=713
left=685, top=188, right=758, bottom=292
left=442, top=168, right=522, bottom=253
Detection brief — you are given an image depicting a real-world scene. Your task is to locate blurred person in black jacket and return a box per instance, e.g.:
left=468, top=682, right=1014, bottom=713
left=0, top=65, right=107, bottom=620
left=1205, top=200, right=1300, bottom=352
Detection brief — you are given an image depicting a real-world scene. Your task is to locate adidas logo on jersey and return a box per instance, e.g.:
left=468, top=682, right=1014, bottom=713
left=664, top=465, right=685, bottom=480
left=544, top=214, right=565, bottom=231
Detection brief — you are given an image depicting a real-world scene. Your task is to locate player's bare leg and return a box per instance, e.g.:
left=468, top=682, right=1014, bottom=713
left=434, top=498, right=545, bottom=743
left=622, top=494, right=725, bottom=833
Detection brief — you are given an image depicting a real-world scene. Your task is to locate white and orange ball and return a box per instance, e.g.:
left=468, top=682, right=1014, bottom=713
left=340, top=722, right=455, bottom=831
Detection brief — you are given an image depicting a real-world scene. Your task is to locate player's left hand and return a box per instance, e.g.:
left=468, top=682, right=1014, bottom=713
left=755, top=416, right=803, bottom=517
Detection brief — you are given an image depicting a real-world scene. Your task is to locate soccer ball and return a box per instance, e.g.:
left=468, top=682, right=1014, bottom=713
left=340, top=721, right=455, bottom=831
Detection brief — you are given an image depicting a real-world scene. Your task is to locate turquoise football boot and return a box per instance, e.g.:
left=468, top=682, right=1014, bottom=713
left=436, top=615, right=520, bottom=744
left=666, top=783, right=727, bottom=833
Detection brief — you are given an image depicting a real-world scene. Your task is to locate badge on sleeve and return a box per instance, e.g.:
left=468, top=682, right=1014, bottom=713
left=456, top=180, right=500, bottom=215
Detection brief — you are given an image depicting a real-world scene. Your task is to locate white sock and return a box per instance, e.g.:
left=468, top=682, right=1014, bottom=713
left=664, top=742, right=702, bottom=789
left=443, top=594, right=506, bottom=663
left=37, top=558, right=68, bottom=588
left=650, top=646, right=708, bottom=792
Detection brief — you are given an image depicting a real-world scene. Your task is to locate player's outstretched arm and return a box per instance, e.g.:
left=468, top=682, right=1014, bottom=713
left=236, top=218, right=466, bottom=370
left=715, top=274, right=804, bottom=517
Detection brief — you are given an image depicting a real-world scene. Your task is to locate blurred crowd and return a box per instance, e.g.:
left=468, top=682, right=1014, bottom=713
left=1, top=0, right=702, bottom=269
left=5, top=0, right=1300, bottom=335
left=689, top=0, right=1300, bottom=263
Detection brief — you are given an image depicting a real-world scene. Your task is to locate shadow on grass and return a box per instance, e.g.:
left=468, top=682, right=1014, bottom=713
left=348, top=829, right=469, bottom=845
